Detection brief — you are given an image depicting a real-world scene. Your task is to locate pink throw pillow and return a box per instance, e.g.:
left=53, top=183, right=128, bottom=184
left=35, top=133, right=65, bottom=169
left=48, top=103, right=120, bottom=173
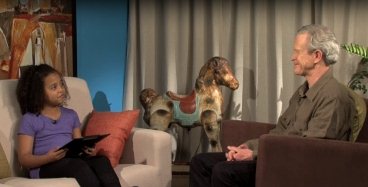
left=83, top=109, right=140, bottom=167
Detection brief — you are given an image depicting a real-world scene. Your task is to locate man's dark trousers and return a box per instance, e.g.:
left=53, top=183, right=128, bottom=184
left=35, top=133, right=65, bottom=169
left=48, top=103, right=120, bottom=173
left=190, top=152, right=256, bottom=187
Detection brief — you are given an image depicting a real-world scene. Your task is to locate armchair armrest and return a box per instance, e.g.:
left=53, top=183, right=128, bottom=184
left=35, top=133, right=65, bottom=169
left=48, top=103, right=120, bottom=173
left=256, top=134, right=368, bottom=187
left=221, top=120, right=275, bottom=150
left=119, top=127, right=172, bottom=186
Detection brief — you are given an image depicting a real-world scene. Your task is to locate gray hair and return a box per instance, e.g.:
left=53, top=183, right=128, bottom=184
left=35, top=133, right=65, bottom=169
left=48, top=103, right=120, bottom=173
left=297, top=24, right=340, bottom=65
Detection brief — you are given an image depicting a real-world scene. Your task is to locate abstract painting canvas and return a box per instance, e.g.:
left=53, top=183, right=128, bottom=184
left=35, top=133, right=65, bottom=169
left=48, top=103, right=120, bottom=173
left=0, top=0, right=75, bottom=79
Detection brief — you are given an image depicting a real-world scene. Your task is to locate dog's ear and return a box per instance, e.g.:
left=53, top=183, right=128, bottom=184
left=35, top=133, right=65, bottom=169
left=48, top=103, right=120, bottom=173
left=139, top=88, right=158, bottom=108
left=139, top=89, right=149, bottom=106
left=208, top=57, right=227, bottom=73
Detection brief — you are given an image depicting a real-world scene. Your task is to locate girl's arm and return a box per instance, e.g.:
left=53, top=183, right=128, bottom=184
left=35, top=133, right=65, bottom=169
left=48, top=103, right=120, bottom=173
left=18, top=134, right=66, bottom=169
left=72, top=127, right=82, bottom=138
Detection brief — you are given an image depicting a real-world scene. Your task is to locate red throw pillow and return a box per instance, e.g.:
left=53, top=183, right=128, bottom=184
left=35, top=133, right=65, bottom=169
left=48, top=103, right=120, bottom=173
left=83, top=109, right=140, bottom=167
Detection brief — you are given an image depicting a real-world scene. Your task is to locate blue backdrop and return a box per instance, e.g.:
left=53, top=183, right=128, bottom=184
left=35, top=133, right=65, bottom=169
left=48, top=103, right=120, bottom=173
left=76, top=0, right=128, bottom=112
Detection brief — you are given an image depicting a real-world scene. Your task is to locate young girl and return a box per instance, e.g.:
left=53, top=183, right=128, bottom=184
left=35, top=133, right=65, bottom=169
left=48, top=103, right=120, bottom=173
left=16, top=64, right=121, bottom=187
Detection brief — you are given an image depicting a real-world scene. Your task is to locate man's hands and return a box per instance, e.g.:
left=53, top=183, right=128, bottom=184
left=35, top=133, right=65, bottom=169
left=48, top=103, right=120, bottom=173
left=225, top=144, right=254, bottom=161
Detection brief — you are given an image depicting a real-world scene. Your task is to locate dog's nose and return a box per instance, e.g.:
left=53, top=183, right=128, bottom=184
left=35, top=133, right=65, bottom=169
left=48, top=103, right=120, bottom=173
left=231, top=80, right=239, bottom=90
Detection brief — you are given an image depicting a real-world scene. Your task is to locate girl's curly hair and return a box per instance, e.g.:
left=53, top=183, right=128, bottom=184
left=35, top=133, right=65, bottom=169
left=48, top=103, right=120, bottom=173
left=16, top=64, right=70, bottom=115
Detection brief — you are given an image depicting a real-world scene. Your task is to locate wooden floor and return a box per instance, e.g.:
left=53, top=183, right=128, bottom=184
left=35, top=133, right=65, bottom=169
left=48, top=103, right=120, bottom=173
left=172, top=164, right=190, bottom=187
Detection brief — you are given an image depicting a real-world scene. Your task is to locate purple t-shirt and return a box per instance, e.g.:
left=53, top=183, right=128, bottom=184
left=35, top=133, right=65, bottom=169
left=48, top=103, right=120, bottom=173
left=18, top=107, right=81, bottom=178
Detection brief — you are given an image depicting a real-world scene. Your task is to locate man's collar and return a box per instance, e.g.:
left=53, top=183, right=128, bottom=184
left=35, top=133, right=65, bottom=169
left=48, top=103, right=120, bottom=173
left=298, top=69, right=333, bottom=100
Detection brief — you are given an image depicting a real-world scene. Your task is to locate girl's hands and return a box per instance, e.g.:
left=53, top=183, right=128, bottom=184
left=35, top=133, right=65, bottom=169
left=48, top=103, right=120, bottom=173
left=83, top=146, right=96, bottom=157
left=225, top=144, right=254, bottom=161
left=47, top=148, right=67, bottom=162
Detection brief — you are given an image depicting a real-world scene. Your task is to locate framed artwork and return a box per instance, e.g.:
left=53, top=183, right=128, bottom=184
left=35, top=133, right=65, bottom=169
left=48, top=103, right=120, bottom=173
left=0, top=0, right=76, bottom=79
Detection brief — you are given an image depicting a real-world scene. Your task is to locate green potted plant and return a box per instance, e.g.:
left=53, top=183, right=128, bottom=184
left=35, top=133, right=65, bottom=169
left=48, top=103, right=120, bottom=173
left=342, top=43, right=368, bottom=97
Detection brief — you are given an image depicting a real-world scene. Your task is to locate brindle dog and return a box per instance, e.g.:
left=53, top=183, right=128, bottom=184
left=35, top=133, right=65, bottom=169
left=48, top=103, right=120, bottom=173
left=139, top=56, right=239, bottom=152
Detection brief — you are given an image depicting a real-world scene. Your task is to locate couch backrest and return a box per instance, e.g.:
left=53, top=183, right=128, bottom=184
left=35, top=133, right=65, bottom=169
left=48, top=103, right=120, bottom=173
left=222, top=99, right=368, bottom=146
left=0, top=79, right=21, bottom=176
left=221, top=120, right=275, bottom=151
left=63, top=77, right=94, bottom=127
left=356, top=99, right=368, bottom=143
left=0, top=77, right=93, bottom=176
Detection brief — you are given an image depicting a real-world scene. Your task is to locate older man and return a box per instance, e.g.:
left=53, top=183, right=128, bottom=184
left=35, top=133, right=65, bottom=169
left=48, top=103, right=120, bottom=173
left=189, top=24, right=357, bottom=187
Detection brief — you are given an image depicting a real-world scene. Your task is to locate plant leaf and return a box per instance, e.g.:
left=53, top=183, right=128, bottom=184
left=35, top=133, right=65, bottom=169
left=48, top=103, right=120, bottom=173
left=342, top=43, right=368, bottom=58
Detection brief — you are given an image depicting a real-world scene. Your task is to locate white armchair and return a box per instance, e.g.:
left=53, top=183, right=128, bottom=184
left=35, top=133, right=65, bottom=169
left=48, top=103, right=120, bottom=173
left=0, top=77, right=172, bottom=187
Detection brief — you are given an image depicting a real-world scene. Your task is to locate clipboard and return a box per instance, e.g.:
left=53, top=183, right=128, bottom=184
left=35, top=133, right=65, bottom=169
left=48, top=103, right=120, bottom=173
left=59, top=133, right=110, bottom=157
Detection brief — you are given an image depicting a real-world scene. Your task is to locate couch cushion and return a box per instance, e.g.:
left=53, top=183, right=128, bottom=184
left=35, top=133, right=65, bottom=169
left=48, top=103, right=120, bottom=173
left=83, top=110, right=140, bottom=167
left=0, top=184, right=13, bottom=187
left=1, top=177, right=79, bottom=187
left=114, top=164, right=160, bottom=187
left=0, top=143, right=11, bottom=179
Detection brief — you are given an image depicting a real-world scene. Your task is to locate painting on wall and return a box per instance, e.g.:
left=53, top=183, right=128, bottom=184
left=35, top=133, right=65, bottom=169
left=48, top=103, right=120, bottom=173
left=0, top=0, right=75, bottom=79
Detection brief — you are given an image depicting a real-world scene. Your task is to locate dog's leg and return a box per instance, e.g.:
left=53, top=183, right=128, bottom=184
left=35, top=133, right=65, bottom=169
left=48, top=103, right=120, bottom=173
left=149, top=109, right=172, bottom=131
left=200, top=110, right=222, bottom=152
